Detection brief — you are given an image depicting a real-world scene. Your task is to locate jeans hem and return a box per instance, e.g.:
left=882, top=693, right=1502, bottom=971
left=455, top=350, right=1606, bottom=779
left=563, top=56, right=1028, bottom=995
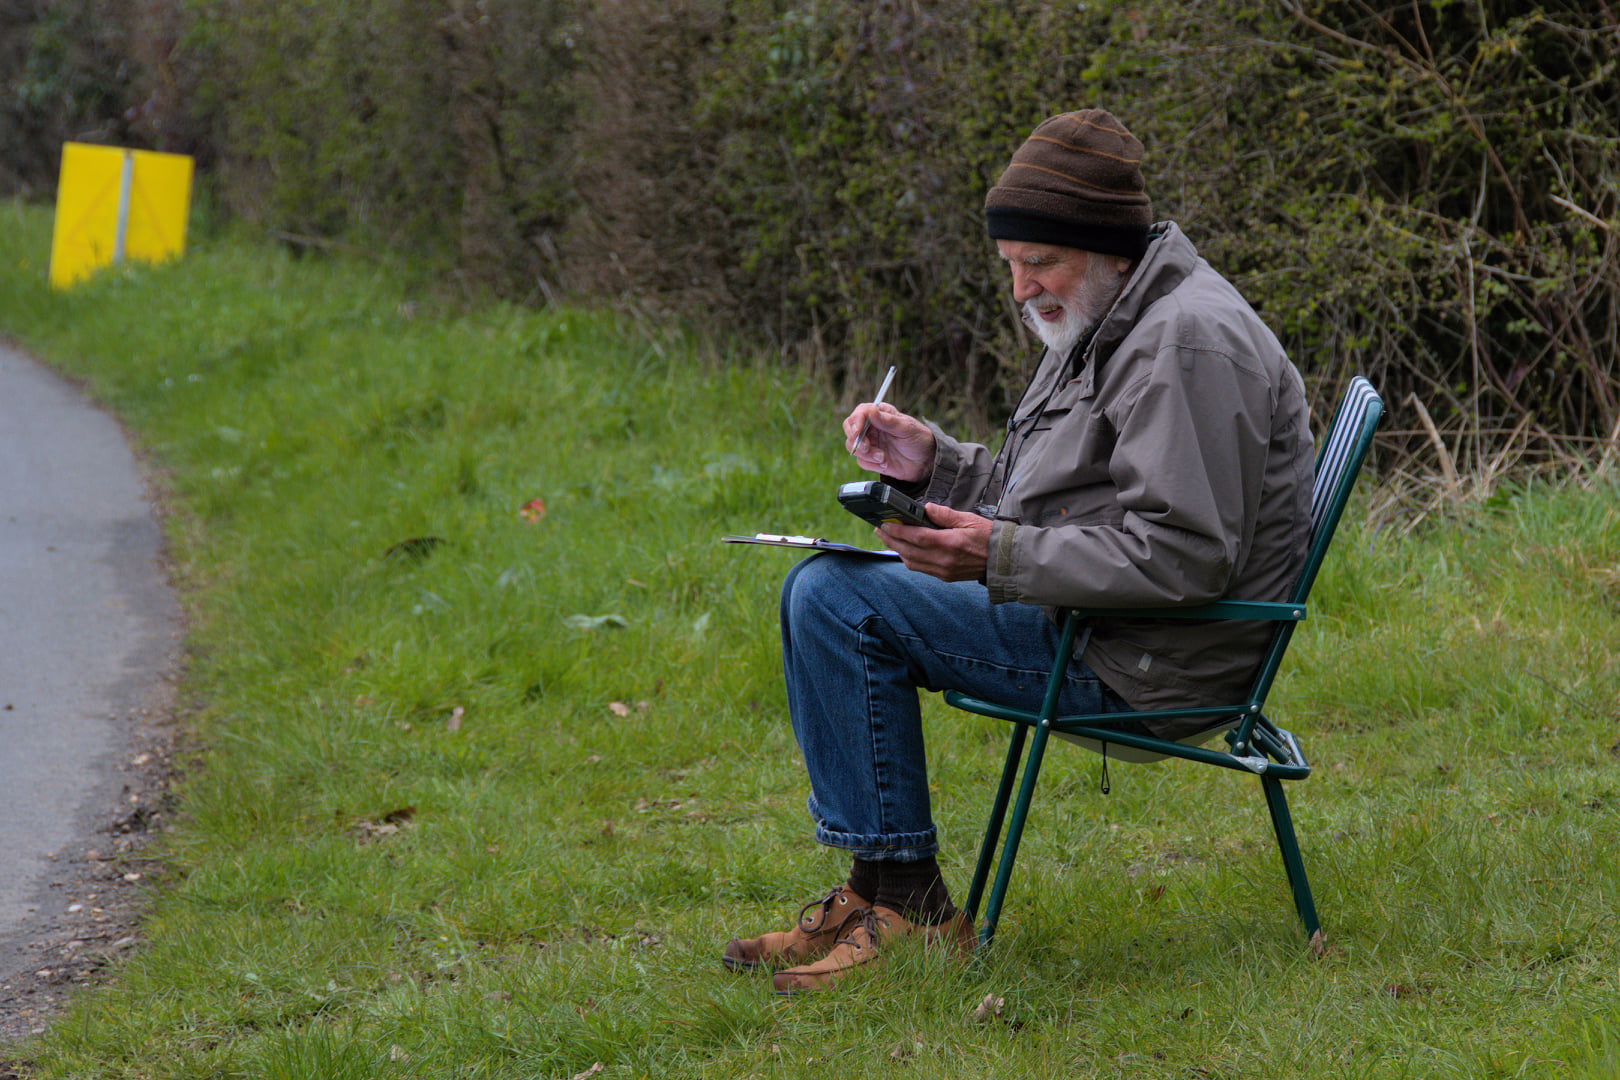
left=811, top=820, right=939, bottom=863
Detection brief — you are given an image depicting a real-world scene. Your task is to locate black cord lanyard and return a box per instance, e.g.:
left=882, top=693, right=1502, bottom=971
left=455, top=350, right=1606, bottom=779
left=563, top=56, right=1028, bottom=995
left=977, top=328, right=1098, bottom=519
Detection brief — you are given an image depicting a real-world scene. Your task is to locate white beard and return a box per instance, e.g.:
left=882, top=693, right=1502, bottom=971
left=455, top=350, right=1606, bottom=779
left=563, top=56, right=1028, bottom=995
left=1025, top=301, right=1095, bottom=358
left=1023, top=258, right=1124, bottom=357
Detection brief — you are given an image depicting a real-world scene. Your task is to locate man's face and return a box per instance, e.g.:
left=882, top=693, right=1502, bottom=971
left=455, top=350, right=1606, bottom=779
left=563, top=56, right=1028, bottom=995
left=996, top=240, right=1129, bottom=356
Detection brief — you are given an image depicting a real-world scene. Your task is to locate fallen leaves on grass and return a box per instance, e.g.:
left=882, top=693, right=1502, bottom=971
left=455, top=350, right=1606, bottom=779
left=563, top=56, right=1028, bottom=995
left=971, top=993, right=1005, bottom=1025
left=351, top=807, right=417, bottom=843
left=970, top=992, right=1026, bottom=1032
left=565, top=613, right=630, bottom=631
left=889, top=1034, right=925, bottom=1059
left=635, top=796, right=699, bottom=813
left=1382, top=982, right=1433, bottom=1000
left=383, top=536, right=445, bottom=561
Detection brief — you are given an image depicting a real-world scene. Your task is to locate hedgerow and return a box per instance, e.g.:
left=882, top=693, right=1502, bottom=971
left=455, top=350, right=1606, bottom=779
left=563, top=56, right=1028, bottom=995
left=3, top=0, right=1615, bottom=472
left=1118, top=1, right=1620, bottom=479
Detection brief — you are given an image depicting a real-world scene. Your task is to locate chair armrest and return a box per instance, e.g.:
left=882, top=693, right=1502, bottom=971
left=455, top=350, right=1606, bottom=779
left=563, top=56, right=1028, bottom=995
left=1068, top=600, right=1307, bottom=622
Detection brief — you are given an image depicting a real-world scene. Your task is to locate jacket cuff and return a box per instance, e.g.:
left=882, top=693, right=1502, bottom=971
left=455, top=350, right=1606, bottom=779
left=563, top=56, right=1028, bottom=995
left=984, top=520, right=1021, bottom=604
left=923, top=423, right=963, bottom=503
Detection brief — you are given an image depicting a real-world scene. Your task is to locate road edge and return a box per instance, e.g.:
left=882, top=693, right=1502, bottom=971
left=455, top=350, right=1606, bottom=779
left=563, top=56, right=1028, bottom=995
left=0, top=338, right=189, bottom=1060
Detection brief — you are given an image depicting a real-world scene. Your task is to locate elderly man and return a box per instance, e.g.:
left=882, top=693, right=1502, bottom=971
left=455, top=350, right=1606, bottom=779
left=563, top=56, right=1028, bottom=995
left=725, top=109, right=1313, bottom=994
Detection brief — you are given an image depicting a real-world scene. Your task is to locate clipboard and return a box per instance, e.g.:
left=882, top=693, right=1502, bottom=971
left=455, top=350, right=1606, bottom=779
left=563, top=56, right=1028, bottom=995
left=720, top=534, right=900, bottom=559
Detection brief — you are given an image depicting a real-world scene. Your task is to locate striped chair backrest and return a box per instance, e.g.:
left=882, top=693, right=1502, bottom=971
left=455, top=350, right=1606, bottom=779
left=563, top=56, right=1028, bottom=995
left=1294, top=376, right=1383, bottom=604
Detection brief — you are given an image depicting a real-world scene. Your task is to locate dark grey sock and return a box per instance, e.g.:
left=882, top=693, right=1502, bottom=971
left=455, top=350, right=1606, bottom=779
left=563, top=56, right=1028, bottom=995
left=847, top=857, right=881, bottom=904
left=873, top=856, right=957, bottom=926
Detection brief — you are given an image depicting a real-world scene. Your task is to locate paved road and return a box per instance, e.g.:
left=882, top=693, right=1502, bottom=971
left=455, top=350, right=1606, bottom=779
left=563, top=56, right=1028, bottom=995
left=0, top=342, right=179, bottom=960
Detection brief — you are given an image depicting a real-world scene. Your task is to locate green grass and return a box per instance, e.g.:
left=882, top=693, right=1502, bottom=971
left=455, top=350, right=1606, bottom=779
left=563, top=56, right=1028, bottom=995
left=3, top=197, right=1620, bottom=1079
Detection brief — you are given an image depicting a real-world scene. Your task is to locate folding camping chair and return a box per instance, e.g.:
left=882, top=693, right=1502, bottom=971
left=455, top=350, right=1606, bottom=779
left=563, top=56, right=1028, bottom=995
left=945, top=376, right=1384, bottom=950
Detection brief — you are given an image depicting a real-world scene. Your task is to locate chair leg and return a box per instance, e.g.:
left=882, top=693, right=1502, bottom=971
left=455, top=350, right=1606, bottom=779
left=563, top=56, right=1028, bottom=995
left=1260, top=774, right=1322, bottom=943
left=964, top=725, right=1027, bottom=924
left=976, top=723, right=1054, bottom=949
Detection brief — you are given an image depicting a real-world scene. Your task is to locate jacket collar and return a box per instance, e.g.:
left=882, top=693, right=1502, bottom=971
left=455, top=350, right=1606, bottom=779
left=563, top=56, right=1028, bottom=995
left=1076, top=221, right=1197, bottom=395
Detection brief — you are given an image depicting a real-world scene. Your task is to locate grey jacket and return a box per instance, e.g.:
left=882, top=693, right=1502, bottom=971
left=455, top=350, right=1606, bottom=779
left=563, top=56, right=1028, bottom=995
left=922, top=222, right=1313, bottom=731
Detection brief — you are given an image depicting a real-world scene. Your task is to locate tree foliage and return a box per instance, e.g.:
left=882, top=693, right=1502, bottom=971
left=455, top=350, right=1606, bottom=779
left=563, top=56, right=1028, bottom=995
left=564, top=0, right=1619, bottom=465
left=0, top=0, right=135, bottom=195
left=170, top=0, right=578, bottom=294
left=4, top=0, right=1616, bottom=472
left=1119, top=0, right=1620, bottom=475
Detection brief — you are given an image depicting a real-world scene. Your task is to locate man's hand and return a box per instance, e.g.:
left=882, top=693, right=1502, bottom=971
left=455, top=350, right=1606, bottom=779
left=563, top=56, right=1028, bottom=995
left=843, top=402, right=936, bottom=481
left=878, top=503, right=992, bottom=582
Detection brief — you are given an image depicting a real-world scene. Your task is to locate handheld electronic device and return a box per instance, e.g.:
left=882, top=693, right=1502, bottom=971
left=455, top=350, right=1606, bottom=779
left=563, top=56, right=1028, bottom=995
left=837, top=480, right=938, bottom=529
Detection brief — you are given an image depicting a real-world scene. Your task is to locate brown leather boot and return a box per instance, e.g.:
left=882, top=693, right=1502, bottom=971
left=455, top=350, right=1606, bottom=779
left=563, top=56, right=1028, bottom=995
left=770, top=904, right=976, bottom=995
left=721, top=885, right=871, bottom=973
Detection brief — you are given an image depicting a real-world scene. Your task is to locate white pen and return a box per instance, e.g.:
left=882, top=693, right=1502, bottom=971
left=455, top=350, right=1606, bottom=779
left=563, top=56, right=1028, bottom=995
left=851, top=365, right=897, bottom=456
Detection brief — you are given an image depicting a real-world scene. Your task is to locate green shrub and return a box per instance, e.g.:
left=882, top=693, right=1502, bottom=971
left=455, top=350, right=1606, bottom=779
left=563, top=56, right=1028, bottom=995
left=9, top=0, right=1617, bottom=472
left=173, top=0, right=578, bottom=294
left=1108, top=1, right=1620, bottom=470
left=0, top=0, right=135, bottom=195
left=566, top=0, right=1620, bottom=461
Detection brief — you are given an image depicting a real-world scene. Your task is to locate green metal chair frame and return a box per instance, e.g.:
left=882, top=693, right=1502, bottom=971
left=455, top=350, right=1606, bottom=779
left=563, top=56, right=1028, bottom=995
left=945, top=376, right=1384, bottom=950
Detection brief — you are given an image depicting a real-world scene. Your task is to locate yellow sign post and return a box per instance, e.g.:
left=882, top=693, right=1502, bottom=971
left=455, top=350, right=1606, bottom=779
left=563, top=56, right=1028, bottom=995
left=48, top=143, right=194, bottom=289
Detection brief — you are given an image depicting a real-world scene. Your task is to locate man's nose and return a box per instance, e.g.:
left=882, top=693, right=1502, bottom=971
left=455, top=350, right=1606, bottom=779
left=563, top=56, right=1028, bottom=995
left=1010, top=267, right=1041, bottom=303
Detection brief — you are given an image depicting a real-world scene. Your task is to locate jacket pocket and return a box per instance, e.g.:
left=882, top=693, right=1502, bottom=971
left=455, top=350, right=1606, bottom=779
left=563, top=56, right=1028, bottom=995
left=1022, top=379, right=1089, bottom=433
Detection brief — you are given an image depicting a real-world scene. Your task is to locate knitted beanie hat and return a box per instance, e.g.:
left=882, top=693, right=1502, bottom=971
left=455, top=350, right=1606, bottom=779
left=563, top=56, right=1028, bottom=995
left=984, top=109, right=1153, bottom=260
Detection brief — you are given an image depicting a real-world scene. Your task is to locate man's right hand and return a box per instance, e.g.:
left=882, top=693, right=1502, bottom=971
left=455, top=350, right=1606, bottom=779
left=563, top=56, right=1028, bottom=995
left=843, top=402, right=936, bottom=482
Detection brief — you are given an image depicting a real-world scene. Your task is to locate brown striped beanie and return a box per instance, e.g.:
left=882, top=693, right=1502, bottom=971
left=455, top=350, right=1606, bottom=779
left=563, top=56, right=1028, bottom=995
left=984, top=109, right=1154, bottom=260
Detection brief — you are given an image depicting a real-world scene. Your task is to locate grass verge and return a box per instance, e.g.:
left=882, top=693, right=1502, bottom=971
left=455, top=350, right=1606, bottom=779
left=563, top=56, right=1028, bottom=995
left=2, top=199, right=1619, bottom=1079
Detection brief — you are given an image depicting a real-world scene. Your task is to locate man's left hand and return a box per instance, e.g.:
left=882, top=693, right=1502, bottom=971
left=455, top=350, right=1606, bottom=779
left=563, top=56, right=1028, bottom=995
left=878, top=503, right=992, bottom=582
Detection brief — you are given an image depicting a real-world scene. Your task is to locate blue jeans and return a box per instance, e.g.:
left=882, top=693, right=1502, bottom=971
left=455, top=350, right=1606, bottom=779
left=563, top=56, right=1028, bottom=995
left=779, top=554, right=1139, bottom=863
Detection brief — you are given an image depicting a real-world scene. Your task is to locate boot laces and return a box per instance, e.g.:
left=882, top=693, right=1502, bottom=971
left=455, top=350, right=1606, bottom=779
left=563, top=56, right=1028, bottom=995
left=832, top=906, right=887, bottom=952
left=797, top=886, right=853, bottom=931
